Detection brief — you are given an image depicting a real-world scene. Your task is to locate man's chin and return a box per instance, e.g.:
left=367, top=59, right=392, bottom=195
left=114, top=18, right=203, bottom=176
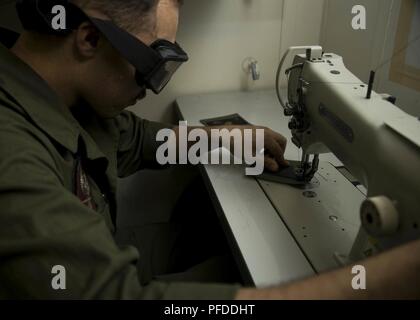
left=136, top=89, right=147, bottom=102
left=93, top=93, right=147, bottom=118
left=128, top=99, right=139, bottom=107
left=128, top=94, right=147, bottom=107
left=97, top=105, right=129, bottom=119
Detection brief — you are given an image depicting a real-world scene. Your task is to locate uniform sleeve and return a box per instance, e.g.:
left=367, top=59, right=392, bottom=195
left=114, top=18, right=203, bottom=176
left=115, top=111, right=172, bottom=178
left=0, top=109, right=239, bottom=300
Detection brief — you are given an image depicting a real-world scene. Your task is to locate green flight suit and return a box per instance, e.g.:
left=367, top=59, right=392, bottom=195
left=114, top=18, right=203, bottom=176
left=0, top=31, right=239, bottom=299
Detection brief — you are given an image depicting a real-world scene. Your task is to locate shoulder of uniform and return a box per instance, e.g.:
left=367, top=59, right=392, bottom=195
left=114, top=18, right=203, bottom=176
left=0, top=92, right=64, bottom=181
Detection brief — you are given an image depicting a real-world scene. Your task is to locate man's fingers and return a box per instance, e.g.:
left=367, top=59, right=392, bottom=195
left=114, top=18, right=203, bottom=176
left=249, top=126, right=289, bottom=170
left=267, top=130, right=289, bottom=166
left=270, top=131, right=288, bottom=153
left=265, top=136, right=288, bottom=167
left=274, top=132, right=288, bottom=150
left=264, top=156, right=279, bottom=172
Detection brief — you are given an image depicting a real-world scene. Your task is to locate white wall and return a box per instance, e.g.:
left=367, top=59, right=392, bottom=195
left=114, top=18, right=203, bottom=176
left=320, top=0, right=420, bottom=116
left=127, top=0, right=325, bottom=124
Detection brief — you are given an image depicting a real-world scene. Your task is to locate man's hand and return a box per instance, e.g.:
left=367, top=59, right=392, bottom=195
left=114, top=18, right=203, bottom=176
left=178, top=124, right=289, bottom=172
left=257, top=126, right=289, bottom=172
left=219, top=125, right=289, bottom=172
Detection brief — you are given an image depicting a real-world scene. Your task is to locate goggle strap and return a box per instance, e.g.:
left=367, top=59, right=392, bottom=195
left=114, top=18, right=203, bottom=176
left=89, top=18, right=161, bottom=77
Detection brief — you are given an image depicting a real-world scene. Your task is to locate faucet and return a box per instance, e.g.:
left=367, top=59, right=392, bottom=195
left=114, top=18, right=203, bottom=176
left=249, top=60, right=260, bottom=81
left=242, top=57, right=261, bottom=81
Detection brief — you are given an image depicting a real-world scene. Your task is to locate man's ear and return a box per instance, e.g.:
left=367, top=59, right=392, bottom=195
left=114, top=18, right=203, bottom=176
left=74, top=21, right=101, bottom=59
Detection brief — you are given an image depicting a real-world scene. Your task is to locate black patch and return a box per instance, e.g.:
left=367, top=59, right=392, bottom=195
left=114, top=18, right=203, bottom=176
left=200, top=113, right=251, bottom=126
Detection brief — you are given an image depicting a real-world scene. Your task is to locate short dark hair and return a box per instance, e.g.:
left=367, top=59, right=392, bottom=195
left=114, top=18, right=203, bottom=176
left=74, top=0, right=159, bottom=33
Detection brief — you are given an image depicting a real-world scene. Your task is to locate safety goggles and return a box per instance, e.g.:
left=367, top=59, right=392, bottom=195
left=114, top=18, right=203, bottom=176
left=90, top=18, right=188, bottom=94
left=16, top=0, right=189, bottom=94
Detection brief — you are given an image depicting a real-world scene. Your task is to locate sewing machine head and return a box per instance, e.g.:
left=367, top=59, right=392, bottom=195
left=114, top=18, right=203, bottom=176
left=277, top=46, right=420, bottom=261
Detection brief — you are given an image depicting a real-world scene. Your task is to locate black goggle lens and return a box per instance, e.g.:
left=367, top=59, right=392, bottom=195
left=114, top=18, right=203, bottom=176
left=147, top=60, right=184, bottom=93
left=139, top=40, right=189, bottom=94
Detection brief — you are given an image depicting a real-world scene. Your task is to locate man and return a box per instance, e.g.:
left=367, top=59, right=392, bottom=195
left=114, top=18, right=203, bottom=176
left=0, top=0, right=419, bottom=299
left=0, top=0, right=286, bottom=299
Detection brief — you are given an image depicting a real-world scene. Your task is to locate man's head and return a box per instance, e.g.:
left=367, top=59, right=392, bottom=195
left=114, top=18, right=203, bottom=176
left=13, top=0, right=183, bottom=117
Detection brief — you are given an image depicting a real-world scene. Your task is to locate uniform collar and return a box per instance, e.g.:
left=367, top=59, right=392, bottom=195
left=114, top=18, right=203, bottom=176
left=0, top=28, right=106, bottom=162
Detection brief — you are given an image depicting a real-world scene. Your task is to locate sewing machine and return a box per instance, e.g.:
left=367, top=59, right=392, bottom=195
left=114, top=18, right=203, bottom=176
left=258, top=46, right=420, bottom=272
